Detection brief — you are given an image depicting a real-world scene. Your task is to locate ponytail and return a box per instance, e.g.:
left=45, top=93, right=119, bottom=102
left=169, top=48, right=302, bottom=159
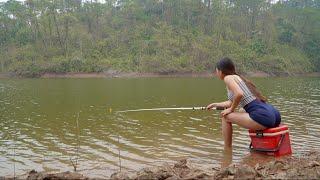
left=236, top=73, right=267, bottom=102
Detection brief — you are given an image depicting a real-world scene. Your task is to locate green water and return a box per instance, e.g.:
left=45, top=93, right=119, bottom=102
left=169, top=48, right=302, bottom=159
left=0, top=77, right=319, bottom=178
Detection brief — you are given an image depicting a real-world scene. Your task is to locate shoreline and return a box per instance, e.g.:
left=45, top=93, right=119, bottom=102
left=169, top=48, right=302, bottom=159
left=0, top=71, right=319, bottom=79
left=10, top=151, right=320, bottom=179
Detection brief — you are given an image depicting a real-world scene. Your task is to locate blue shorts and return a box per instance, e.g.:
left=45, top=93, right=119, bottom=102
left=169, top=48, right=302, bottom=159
left=244, top=100, right=281, bottom=128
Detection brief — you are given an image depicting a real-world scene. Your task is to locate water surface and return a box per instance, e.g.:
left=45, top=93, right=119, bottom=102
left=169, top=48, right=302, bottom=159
left=0, top=77, right=319, bottom=178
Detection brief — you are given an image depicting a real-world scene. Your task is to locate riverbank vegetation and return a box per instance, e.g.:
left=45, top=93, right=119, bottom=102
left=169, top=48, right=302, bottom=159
left=0, top=0, right=319, bottom=77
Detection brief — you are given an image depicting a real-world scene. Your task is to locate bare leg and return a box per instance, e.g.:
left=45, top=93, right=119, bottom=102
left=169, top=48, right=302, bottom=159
left=221, top=147, right=232, bottom=169
left=220, top=112, right=266, bottom=150
left=224, top=112, right=266, bottom=130
left=222, top=117, right=233, bottom=150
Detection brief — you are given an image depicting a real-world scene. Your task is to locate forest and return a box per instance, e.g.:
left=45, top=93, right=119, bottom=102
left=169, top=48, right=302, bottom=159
left=0, top=0, right=319, bottom=77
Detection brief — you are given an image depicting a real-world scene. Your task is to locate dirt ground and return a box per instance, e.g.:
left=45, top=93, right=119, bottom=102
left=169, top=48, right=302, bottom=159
left=22, top=151, right=320, bottom=180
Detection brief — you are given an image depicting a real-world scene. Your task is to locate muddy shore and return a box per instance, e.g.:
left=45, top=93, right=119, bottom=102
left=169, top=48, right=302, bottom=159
left=17, top=151, right=320, bottom=180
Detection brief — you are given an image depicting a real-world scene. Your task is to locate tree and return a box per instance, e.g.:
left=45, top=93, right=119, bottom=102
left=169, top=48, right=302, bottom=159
left=0, top=0, right=318, bottom=76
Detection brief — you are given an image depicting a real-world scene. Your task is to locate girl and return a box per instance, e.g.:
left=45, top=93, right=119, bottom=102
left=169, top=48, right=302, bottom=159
left=206, top=57, right=281, bottom=150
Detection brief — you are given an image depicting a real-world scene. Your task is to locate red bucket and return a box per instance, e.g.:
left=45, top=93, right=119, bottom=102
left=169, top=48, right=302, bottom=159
left=248, top=124, right=292, bottom=156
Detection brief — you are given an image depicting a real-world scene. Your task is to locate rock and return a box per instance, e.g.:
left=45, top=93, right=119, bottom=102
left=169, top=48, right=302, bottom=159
left=273, top=160, right=285, bottom=170
left=225, top=164, right=236, bottom=175
left=308, top=161, right=320, bottom=167
left=183, top=172, right=210, bottom=180
left=44, top=171, right=87, bottom=180
left=134, top=168, right=157, bottom=180
left=171, top=159, right=193, bottom=178
left=271, top=171, right=287, bottom=179
left=27, top=170, right=87, bottom=180
left=254, top=163, right=263, bottom=171
left=173, top=159, right=188, bottom=169
left=110, top=171, right=130, bottom=180
left=27, top=170, right=45, bottom=180
left=234, top=164, right=257, bottom=180
left=214, top=164, right=236, bottom=179
left=153, top=168, right=173, bottom=180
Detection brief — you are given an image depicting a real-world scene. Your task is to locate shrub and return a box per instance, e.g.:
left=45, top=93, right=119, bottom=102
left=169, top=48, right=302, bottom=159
left=11, top=62, right=43, bottom=78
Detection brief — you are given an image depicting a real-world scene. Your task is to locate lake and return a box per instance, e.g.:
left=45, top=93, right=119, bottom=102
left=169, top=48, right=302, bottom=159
left=0, top=77, right=319, bottom=178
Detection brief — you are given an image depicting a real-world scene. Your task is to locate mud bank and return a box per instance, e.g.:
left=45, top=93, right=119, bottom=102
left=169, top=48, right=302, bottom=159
left=22, top=151, right=320, bottom=180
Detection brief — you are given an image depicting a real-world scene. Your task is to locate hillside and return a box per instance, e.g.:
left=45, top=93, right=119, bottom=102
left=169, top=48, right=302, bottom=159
left=0, top=0, right=319, bottom=77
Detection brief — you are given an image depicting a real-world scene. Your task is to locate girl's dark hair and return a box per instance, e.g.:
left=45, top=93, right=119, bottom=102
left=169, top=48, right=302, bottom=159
left=216, top=57, right=267, bottom=102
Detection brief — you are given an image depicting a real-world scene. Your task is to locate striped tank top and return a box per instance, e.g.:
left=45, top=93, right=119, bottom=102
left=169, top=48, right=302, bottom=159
left=227, top=75, right=256, bottom=108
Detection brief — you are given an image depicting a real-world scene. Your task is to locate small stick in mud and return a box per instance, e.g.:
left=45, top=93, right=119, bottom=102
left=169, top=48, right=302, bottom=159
left=118, top=133, right=122, bottom=172
left=13, top=112, right=17, bottom=180
left=114, top=111, right=123, bottom=172
left=70, top=112, right=81, bottom=172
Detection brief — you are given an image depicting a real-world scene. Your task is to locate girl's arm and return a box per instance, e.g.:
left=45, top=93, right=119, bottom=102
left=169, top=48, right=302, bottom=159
left=206, top=100, right=232, bottom=110
left=222, top=75, right=244, bottom=115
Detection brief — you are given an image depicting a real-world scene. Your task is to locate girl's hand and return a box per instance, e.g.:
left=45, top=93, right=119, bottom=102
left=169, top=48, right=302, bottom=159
left=221, top=108, right=234, bottom=117
left=206, top=103, right=216, bottom=110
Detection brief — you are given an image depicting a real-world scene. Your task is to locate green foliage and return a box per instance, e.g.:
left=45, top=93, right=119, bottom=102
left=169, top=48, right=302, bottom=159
left=303, top=37, right=320, bottom=70
left=250, top=39, right=268, bottom=56
left=276, top=18, right=295, bottom=44
left=46, top=57, right=104, bottom=73
left=11, top=61, right=43, bottom=78
left=278, top=30, right=293, bottom=43
left=0, top=0, right=319, bottom=77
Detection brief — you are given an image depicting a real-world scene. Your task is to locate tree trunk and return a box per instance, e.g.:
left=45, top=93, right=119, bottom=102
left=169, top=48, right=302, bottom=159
left=64, top=17, right=69, bottom=57
left=35, top=16, right=48, bottom=52
left=53, top=11, right=64, bottom=51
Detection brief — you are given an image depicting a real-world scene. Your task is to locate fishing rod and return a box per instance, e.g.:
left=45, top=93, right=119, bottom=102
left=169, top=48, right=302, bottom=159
left=115, top=106, right=226, bottom=113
